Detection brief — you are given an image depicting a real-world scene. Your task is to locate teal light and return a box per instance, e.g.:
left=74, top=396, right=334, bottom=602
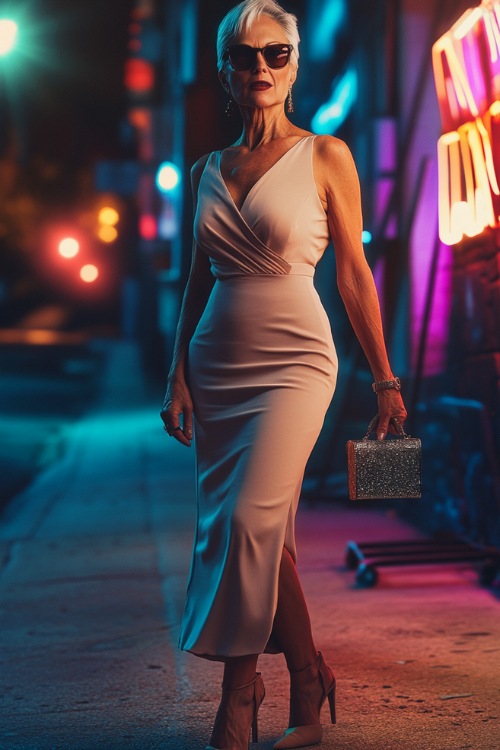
left=0, top=18, right=18, bottom=56
left=0, top=11, right=57, bottom=75
left=362, top=230, right=372, bottom=244
left=156, top=162, right=181, bottom=193
left=311, top=67, right=358, bottom=135
left=310, top=0, right=347, bottom=61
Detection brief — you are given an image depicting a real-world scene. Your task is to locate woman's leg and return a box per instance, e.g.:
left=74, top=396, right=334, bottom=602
left=222, top=654, right=259, bottom=688
left=272, top=546, right=318, bottom=671
left=271, top=546, right=336, bottom=742
left=208, top=654, right=263, bottom=749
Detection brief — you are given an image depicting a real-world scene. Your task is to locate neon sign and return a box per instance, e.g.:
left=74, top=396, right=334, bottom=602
left=433, top=1, right=500, bottom=244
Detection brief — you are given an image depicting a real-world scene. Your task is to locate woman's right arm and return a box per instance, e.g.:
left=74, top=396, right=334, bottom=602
left=160, top=156, right=215, bottom=446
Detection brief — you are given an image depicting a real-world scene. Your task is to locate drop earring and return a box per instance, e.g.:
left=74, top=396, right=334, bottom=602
left=287, top=86, right=294, bottom=114
left=225, top=93, right=237, bottom=118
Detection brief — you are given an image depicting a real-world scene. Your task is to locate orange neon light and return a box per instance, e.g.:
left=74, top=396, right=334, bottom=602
left=433, top=1, right=500, bottom=244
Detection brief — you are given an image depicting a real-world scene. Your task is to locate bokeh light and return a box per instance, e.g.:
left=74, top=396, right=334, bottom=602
left=124, top=58, right=154, bottom=93
left=97, top=226, right=118, bottom=245
left=58, top=237, right=80, bottom=258
left=156, top=162, right=181, bottom=192
left=98, top=207, right=119, bottom=226
left=98, top=225, right=118, bottom=243
left=139, top=214, right=157, bottom=240
left=80, top=264, right=99, bottom=283
left=0, top=19, right=18, bottom=56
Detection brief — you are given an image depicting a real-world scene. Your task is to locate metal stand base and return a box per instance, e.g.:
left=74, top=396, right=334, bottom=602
left=345, top=538, right=500, bottom=587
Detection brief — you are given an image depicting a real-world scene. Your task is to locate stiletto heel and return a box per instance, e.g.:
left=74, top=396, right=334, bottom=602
left=252, top=715, right=258, bottom=743
left=273, top=652, right=336, bottom=749
left=327, top=680, right=336, bottom=724
left=205, top=672, right=265, bottom=750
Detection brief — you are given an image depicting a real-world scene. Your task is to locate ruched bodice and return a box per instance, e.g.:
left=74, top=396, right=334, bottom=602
left=194, top=136, right=330, bottom=278
left=178, top=134, right=338, bottom=659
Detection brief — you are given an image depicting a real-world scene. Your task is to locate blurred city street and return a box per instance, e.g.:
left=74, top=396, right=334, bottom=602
left=2, top=1, right=500, bottom=747
left=1, top=339, right=499, bottom=750
left=0, top=326, right=104, bottom=512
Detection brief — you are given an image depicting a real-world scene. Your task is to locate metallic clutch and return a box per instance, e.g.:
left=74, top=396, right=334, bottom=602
left=346, top=414, right=422, bottom=500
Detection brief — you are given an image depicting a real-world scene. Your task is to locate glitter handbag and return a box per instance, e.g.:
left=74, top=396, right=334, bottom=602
left=346, top=414, right=422, bottom=500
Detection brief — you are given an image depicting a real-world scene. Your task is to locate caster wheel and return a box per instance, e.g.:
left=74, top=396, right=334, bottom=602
left=479, top=561, right=497, bottom=586
left=345, top=544, right=360, bottom=570
left=356, top=563, right=378, bottom=588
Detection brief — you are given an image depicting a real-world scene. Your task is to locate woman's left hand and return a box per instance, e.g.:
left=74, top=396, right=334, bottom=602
left=376, top=390, right=408, bottom=440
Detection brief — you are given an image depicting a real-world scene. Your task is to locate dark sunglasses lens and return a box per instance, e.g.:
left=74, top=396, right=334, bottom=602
left=228, top=46, right=254, bottom=70
left=264, top=45, right=291, bottom=68
left=227, top=44, right=291, bottom=70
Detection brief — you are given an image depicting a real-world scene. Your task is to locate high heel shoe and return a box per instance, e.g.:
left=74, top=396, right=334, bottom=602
left=205, top=672, right=265, bottom=750
left=273, top=652, right=336, bottom=749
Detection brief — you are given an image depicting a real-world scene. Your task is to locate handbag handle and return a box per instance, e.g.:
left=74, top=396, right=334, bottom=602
left=364, top=413, right=409, bottom=440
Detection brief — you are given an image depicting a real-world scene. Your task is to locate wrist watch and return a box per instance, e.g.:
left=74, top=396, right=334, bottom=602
left=372, top=377, right=402, bottom=393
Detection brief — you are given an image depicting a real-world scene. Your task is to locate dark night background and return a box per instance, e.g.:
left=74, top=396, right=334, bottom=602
left=3, top=0, right=131, bottom=175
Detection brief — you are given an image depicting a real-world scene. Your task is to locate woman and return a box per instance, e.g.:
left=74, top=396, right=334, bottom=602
left=160, top=1, right=407, bottom=748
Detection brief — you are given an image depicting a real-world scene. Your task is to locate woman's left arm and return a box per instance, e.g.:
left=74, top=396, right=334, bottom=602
left=315, top=135, right=407, bottom=439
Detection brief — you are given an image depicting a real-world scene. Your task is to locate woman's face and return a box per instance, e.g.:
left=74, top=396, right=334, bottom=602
left=219, top=15, right=296, bottom=111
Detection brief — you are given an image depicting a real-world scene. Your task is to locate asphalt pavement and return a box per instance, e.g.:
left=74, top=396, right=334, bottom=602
left=0, top=337, right=104, bottom=511
left=1, top=340, right=499, bottom=750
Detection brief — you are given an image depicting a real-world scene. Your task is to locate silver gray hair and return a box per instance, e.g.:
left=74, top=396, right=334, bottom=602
left=216, top=0, right=300, bottom=72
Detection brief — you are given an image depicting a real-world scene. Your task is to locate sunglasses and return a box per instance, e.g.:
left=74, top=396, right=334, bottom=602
left=224, top=43, right=293, bottom=71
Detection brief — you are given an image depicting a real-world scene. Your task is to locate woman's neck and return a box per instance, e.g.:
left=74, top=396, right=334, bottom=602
left=237, top=105, right=295, bottom=150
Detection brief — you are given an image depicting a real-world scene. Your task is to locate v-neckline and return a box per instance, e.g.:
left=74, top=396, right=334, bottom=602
left=217, top=136, right=310, bottom=213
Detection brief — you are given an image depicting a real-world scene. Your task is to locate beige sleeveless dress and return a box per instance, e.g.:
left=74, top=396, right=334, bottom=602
left=178, top=135, right=338, bottom=659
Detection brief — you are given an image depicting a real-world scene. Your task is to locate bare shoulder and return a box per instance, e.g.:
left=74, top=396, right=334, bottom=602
left=313, top=135, right=359, bottom=213
left=190, top=152, right=212, bottom=192
left=313, top=135, right=360, bottom=208
left=314, top=135, right=356, bottom=173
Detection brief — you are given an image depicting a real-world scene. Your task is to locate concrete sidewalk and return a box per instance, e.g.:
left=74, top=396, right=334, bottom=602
left=1, top=341, right=499, bottom=750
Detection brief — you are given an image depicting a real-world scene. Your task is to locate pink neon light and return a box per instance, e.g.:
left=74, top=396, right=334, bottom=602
left=410, top=161, right=452, bottom=376
left=375, top=178, right=398, bottom=239
left=434, top=4, right=500, bottom=130
left=139, top=214, right=157, bottom=241
left=410, top=241, right=453, bottom=376
left=433, top=2, right=500, bottom=244
left=462, top=31, right=487, bottom=113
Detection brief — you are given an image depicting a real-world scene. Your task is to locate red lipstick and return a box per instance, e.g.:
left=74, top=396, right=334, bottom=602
left=250, top=82, right=272, bottom=90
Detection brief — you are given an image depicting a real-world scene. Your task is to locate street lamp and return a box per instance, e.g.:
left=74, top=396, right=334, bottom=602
left=156, top=161, right=181, bottom=193
left=0, top=19, right=18, bottom=56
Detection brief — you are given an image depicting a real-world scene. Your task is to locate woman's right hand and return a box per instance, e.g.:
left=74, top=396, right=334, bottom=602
left=160, top=376, right=194, bottom=447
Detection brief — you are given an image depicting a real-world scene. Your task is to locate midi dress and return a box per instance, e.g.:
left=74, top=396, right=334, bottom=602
left=178, top=135, right=338, bottom=659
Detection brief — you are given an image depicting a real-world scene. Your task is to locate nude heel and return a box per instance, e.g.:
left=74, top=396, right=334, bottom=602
left=273, top=653, right=336, bottom=749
